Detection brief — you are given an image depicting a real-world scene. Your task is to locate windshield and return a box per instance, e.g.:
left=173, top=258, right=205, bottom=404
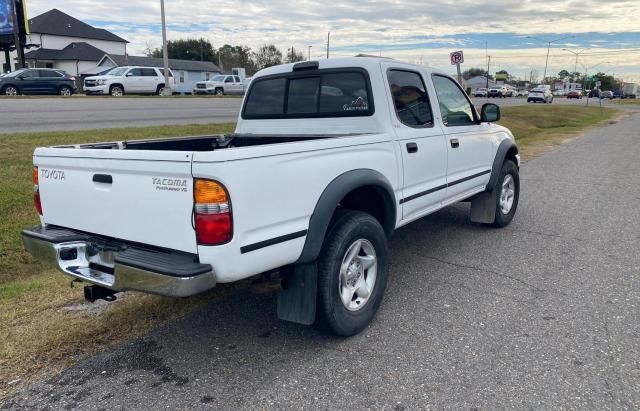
left=107, top=67, right=128, bottom=76
left=211, top=75, right=226, bottom=82
left=2, top=68, right=28, bottom=78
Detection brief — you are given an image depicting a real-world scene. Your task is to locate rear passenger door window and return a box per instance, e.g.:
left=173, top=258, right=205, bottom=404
left=388, top=70, right=433, bottom=127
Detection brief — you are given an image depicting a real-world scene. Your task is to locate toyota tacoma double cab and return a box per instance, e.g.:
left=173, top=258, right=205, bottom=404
left=22, top=58, right=520, bottom=337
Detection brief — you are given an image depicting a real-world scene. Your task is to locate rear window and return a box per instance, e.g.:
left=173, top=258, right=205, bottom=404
left=242, top=69, right=374, bottom=119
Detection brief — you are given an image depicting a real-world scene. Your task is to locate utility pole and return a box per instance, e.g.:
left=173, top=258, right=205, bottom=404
left=486, top=55, right=491, bottom=90
left=326, top=32, right=330, bottom=59
left=308, top=45, right=312, bottom=60
left=160, top=0, right=171, bottom=95
left=11, top=0, right=24, bottom=70
left=562, top=48, right=590, bottom=82
left=527, top=35, right=574, bottom=84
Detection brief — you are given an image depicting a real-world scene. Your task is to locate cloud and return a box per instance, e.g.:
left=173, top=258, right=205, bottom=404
left=22, top=0, right=640, bottom=82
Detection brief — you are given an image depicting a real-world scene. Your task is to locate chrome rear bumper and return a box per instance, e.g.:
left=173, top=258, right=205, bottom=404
left=22, top=226, right=216, bottom=297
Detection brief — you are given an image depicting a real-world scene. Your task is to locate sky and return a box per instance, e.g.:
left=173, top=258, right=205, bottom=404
left=26, top=0, right=640, bottom=82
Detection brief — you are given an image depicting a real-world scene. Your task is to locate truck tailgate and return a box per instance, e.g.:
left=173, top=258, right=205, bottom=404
left=34, top=148, right=197, bottom=253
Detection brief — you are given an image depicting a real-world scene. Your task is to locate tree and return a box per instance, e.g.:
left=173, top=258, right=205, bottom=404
left=592, top=72, right=619, bottom=90
left=462, top=67, right=492, bottom=80
left=217, top=44, right=257, bottom=74
left=557, top=70, right=570, bottom=79
left=149, top=38, right=216, bottom=63
left=285, top=47, right=305, bottom=63
left=254, top=44, right=283, bottom=70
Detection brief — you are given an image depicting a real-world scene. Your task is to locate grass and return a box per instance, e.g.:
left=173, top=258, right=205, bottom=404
left=0, top=123, right=236, bottom=397
left=498, top=105, right=622, bottom=159
left=609, top=98, right=640, bottom=105
left=0, top=105, right=622, bottom=397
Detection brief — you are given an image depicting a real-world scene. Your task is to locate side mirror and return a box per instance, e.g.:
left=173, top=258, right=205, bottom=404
left=480, top=103, right=500, bottom=123
left=126, top=72, right=134, bottom=77
left=16, top=75, right=24, bottom=80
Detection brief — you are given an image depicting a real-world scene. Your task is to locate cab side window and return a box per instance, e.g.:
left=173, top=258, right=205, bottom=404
left=432, top=75, right=476, bottom=126
left=127, top=68, right=143, bottom=77
left=387, top=70, right=433, bottom=128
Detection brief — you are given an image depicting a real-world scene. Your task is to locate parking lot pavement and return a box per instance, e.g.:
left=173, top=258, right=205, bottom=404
left=0, top=97, right=242, bottom=134
left=2, top=113, right=640, bottom=410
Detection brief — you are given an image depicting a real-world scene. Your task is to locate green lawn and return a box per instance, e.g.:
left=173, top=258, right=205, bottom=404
left=0, top=105, right=622, bottom=395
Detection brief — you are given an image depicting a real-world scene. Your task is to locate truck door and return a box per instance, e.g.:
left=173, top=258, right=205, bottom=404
left=17, top=69, right=41, bottom=93
left=431, top=74, right=494, bottom=201
left=384, top=67, right=448, bottom=221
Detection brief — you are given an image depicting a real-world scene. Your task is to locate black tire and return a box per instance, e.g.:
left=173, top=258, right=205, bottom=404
left=59, top=85, right=72, bottom=96
left=214, top=87, right=224, bottom=96
left=492, top=160, right=520, bottom=228
left=109, top=85, right=124, bottom=96
left=2, top=85, right=20, bottom=96
left=156, top=84, right=165, bottom=95
left=315, top=210, right=388, bottom=337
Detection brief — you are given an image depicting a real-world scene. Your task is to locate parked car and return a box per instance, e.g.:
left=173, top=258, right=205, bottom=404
left=193, top=74, right=247, bottom=95
left=552, top=90, right=566, bottom=97
left=515, top=90, right=527, bottom=97
left=588, top=89, right=601, bottom=98
left=84, top=66, right=175, bottom=96
left=0, top=68, right=77, bottom=96
left=22, top=58, right=521, bottom=337
left=613, top=90, right=626, bottom=99
left=488, top=86, right=507, bottom=98
left=600, top=90, right=614, bottom=99
left=473, top=87, right=488, bottom=97
left=527, top=86, right=553, bottom=103
left=566, top=91, right=582, bottom=99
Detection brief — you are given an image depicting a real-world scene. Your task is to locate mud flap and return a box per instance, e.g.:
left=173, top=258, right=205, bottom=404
left=470, top=190, right=497, bottom=224
left=277, top=263, right=317, bottom=325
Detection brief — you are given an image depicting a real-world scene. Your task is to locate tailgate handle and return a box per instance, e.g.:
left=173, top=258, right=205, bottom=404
left=93, top=174, right=113, bottom=184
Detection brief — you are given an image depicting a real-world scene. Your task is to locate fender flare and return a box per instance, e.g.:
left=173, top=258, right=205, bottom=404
left=486, top=139, right=518, bottom=191
left=296, top=169, right=397, bottom=264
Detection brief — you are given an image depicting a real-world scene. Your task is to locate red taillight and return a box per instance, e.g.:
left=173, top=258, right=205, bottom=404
left=194, top=179, right=232, bottom=245
left=33, top=166, right=43, bottom=215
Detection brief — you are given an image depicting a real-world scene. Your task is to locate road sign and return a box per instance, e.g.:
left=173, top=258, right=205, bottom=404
left=595, top=81, right=601, bottom=87
left=450, top=50, right=464, bottom=65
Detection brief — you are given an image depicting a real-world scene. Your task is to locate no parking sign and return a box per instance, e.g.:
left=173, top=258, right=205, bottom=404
left=450, top=50, right=464, bottom=66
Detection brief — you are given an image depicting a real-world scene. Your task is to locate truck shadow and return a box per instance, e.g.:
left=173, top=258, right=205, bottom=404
left=8, top=203, right=504, bottom=407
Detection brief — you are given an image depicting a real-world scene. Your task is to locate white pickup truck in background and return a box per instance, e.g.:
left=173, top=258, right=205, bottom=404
left=23, top=57, right=520, bottom=336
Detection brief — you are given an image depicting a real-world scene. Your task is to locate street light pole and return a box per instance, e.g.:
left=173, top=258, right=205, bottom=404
left=160, top=0, right=171, bottom=95
left=527, top=35, right=575, bottom=84
left=562, top=48, right=590, bottom=81
left=308, top=45, right=312, bottom=60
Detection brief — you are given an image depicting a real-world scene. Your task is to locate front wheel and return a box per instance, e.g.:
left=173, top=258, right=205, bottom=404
left=3, top=85, right=19, bottom=96
left=315, top=210, right=388, bottom=337
left=492, top=160, right=520, bottom=227
left=214, top=88, right=224, bottom=96
left=109, top=85, right=124, bottom=96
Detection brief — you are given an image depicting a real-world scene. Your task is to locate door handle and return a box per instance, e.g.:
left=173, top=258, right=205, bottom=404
left=93, top=174, right=113, bottom=184
left=406, top=142, right=418, bottom=153
left=450, top=138, right=460, bottom=148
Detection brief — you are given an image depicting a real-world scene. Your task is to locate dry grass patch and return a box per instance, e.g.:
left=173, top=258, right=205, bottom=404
left=498, top=105, right=622, bottom=160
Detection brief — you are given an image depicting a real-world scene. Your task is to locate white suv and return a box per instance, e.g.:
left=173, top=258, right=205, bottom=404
left=84, top=66, right=175, bottom=96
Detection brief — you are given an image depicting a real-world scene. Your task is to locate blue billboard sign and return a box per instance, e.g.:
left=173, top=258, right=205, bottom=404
left=0, top=0, right=15, bottom=37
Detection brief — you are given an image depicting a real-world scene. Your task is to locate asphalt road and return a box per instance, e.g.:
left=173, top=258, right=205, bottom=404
left=0, top=97, right=242, bottom=133
left=0, top=95, right=626, bottom=134
left=2, top=112, right=640, bottom=410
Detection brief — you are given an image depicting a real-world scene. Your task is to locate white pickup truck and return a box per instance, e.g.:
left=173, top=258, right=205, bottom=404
left=193, top=74, right=248, bottom=95
left=23, top=57, right=520, bottom=336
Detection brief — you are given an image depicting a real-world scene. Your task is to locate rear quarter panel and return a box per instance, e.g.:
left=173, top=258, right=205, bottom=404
left=192, top=134, right=399, bottom=282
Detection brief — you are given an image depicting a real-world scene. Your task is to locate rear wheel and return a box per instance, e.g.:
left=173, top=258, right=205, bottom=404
left=315, top=210, right=388, bottom=337
left=492, top=160, right=520, bottom=227
left=59, top=86, right=72, bottom=96
left=109, top=85, right=124, bottom=96
left=3, top=85, right=19, bottom=96
left=156, top=84, right=166, bottom=95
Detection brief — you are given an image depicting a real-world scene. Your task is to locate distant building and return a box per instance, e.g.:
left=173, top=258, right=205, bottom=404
left=466, top=75, right=498, bottom=90
left=20, top=9, right=128, bottom=74
left=2, top=8, right=222, bottom=93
